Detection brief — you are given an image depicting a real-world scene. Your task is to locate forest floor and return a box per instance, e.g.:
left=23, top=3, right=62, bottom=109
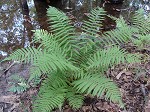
left=0, top=45, right=150, bottom=112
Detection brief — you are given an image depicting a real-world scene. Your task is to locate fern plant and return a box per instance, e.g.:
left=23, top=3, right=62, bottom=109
left=101, top=9, right=150, bottom=46
left=133, top=34, right=150, bottom=49
left=8, top=75, right=29, bottom=94
left=2, top=6, right=143, bottom=112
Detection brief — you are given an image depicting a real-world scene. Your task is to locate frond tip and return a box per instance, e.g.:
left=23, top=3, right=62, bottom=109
left=47, top=6, right=76, bottom=47
left=132, top=9, right=150, bottom=34
left=82, top=7, right=106, bottom=36
left=3, top=47, right=42, bottom=63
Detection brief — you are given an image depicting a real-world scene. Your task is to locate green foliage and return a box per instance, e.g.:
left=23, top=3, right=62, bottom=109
left=73, top=73, right=123, bottom=106
left=81, top=7, right=106, bottom=36
left=33, top=73, right=66, bottom=112
left=3, top=6, right=146, bottom=112
left=47, top=7, right=76, bottom=50
left=85, top=46, right=140, bottom=73
left=8, top=75, right=29, bottom=94
left=33, top=72, right=83, bottom=112
left=131, top=9, right=150, bottom=34
left=66, top=88, right=84, bottom=109
left=133, top=34, right=150, bottom=49
left=101, top=10, right=150, bottom=46
left=102, top=17, right=136, bottom=45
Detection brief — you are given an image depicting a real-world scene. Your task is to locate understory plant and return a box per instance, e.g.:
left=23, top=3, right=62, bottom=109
left=3, top=6, right=149, bottom=112
left=8, top=74, right=29, bottom=94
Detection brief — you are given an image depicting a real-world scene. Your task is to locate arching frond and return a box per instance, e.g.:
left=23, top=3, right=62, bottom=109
left=133, top=34, right=150, bottom=48
left=102, top=17, right=138, bottom=46
left=3, top=47, right=42, bottom=64
left=47, top=6, right=79, bottom=60
left=73, top=74, right=123, bottom=107
left=86, top=47, right=140, bottom=72
left=33, top=72, right=68, bottom=112
left=33, top=86, right=66, bottom=112
left=131, top=9, right=150, bottom=34
left=33, top=52, right=78, bottom=73
left=47, top=6, right=76, bottom=47
left=32, top=29, right=69, bottom=57
left=4, top=46, right=78, bottom=81
left=82, top=7, right=106, bottom=37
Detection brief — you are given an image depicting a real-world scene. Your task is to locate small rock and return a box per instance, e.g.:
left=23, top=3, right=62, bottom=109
left=95, top=102, right=103, bottom=110
left=0, top=107, right=3, bottom=112
left=82, top=106, right=92, bottom=112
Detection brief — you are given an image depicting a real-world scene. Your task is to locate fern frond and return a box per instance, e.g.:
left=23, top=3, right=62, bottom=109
left=28, top=66, right=43, bottom=81
left=131, top=9, right=150, bottom=34
left=47, top=6, right=76, bottom=47
left=46, top=6, right=80, bottom=60
left=3, top=47, right=42, bottom=63
left=66, top=87, right=84, bottom=109
left=28, top=52, right=78, bottom=82
left=32, top=29, right=69, bottom=57
left=33, top=72, right=68, bottom=112
left=71, top=37, right=97, bottom=66
left=33, top=86, right=66, bottom=112
left=39, top=72, right=68, bottom=93
left=33, top=52, right=78, bottom=73
left=102, top=17, right=137, bottom=45
left=82, top=7, right=106, bottom=36
left=86, top=47, right=140, bottom=72
left=32, top=29, right=57, bottom=50
left=9, top=75, right=29, bottom=94
left=5, top=50, right=77, bottom=82
left=73, top=74, right=123, bottom=106
left=72, top=70, right=88, bottom=79
left=133, top=34, right=150, bottom=48
left=32, top=29, right=52, bottom=44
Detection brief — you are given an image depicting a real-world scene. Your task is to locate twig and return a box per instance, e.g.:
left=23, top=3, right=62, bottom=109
left=4, top=61, right=19, bottom=73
